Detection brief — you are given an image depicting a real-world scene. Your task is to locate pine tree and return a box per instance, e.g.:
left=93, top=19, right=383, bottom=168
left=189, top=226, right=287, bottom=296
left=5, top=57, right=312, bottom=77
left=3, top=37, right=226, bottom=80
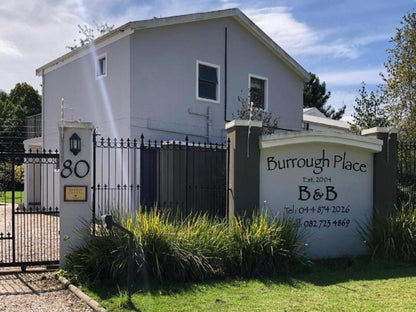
left=303, top=73, right=346, bottom=120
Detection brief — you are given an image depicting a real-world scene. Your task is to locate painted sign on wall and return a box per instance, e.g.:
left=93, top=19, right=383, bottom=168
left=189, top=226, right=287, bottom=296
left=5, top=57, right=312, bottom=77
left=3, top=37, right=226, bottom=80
left=259, top=132, right=382, bottom=259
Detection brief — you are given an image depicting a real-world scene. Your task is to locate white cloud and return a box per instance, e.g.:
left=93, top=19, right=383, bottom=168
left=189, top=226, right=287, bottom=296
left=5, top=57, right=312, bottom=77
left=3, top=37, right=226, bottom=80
left=0, top=1, right=391, bottom=95
left=320, top=68, right=385, bottom=86
left=244, top=7, right=360, bottom=59
left=0, top=0, right=86, bottom=92
left=0, top=39, right=22, bottom=57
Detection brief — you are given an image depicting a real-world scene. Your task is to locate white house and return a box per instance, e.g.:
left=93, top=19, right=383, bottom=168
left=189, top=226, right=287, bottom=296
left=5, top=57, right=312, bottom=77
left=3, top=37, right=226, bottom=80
left=35, top=8, right=309, bottom=150
left=302, top=107, right=350, bottom=133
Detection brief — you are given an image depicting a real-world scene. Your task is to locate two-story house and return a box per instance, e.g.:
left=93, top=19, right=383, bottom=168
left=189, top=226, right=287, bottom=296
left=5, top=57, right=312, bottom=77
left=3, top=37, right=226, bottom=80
left=35, top=8, right=309, bottom=150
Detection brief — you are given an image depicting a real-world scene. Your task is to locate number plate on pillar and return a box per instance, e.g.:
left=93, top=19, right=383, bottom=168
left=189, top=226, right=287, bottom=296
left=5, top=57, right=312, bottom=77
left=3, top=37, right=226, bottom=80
left=64, top=186, right=88, bottom=201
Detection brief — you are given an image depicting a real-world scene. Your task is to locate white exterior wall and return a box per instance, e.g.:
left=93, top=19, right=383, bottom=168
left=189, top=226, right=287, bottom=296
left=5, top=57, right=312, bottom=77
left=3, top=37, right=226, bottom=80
left=129, top=17, right=304, bottom=143
left=259, top=132, right=383, bottom=259
left=41, top=36, right=131, bottom=150
left=41, top=16, right=305, bottom=147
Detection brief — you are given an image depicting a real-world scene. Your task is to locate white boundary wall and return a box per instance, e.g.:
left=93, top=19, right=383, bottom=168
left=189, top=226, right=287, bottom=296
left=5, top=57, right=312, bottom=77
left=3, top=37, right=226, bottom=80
left=259, top=131, right=383, bottom=259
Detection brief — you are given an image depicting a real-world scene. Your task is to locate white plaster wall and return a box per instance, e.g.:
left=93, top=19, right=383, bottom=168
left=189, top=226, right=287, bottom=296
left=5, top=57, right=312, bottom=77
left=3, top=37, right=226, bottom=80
left=260, top=142, right=374, bottom=259
left=59, top=122, right=93, bottom=266
left=129, top=17, right=304, bottom=143
left=42, top=36, right=131, bottom=151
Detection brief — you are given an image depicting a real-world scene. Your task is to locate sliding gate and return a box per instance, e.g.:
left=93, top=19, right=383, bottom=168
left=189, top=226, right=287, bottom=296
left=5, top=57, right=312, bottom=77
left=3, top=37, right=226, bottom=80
left=0, top=150, right=60, bottom=269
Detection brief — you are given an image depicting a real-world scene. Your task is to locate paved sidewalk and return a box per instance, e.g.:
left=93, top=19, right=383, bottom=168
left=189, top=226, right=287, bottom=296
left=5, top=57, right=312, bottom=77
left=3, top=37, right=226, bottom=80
left=0, top=269, right=93, bottom=312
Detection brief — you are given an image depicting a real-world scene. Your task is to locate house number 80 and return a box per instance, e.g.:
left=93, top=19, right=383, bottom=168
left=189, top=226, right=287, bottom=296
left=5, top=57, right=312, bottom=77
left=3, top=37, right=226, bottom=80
left=60, top=160, right=90, bottom=178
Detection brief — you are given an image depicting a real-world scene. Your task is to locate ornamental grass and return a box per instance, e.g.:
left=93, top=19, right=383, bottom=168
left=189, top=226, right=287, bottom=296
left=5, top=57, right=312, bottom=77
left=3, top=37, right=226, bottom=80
left=360, top=201, right=416, bottom=262
left=66, top=208, right=305, bottom=286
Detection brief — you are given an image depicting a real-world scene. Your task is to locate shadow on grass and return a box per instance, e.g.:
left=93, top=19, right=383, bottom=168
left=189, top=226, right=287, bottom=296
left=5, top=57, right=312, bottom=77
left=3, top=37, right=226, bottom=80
left=85, top=257, right=416, bottom=302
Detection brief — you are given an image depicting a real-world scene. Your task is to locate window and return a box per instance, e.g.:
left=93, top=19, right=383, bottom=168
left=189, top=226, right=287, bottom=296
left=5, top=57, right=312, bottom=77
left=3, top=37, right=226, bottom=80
left=96, top=54, right=107, bottom=78
left=249, top=74, right=268, bottom=110
left=197, top=61, right=220, bottom=103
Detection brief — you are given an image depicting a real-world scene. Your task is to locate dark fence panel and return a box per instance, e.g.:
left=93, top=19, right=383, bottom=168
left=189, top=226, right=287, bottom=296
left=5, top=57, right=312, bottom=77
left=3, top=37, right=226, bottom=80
left=0, top=150, right=60, bottom=268
left=397, top=141, right=416, bottom=204
left=93, top=133, right=229, bottom=219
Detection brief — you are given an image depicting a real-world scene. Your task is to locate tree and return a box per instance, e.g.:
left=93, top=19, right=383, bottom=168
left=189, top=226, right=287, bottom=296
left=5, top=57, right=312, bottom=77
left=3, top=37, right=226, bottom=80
left=350, top=82, right=389, bottom=134
left=0, top=82, right=41, bottom=151
left=382, top=11, right=416, bottom=140
left=8, top=82, right=41, bottom=116
left=67, top=23, right=115, bottom=51
left=303, top=72, right=346, bottom=120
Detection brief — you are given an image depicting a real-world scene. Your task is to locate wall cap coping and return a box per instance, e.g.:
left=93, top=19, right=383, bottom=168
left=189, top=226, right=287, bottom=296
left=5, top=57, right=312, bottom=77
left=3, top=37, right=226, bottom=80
left=58, top=121, right=94, bottom=130
left=361, top=127, right=399, bottom=136
left=225, top=120, right=262, bottom=130
left=261, top=130, right=383, bottom=153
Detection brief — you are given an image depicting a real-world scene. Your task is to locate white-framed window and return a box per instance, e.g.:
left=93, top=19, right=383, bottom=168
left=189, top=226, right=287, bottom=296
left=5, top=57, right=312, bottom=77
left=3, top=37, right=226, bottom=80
left=248, top=74, right=268, bottom=110
left=196, top=60, right=220, bottom=103
left=96, top=53, right=107, bottom=78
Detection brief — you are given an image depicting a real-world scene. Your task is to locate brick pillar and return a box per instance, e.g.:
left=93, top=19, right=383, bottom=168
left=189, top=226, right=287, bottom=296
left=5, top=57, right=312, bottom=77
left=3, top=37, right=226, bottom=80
left=58, top=121, right=93, bottom=266
left=226, top=120, right=262, bottom=218
left=362, top=127, right=398, bottom=216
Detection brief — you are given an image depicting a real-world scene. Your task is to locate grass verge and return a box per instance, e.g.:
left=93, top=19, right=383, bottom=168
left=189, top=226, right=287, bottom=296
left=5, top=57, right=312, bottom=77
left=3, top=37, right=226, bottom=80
left=77, top=259, right=416, bottom=312
left=0, top=191, right=24, bottom=204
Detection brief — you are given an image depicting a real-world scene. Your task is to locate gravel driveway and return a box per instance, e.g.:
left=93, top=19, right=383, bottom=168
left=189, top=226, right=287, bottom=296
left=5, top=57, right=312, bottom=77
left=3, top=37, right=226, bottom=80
left=0, top=269, right=93, bottom=312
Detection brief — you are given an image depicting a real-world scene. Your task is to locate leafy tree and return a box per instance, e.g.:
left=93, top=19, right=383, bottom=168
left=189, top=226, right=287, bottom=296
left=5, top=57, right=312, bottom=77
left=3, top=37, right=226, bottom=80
left=303, top=72, right=346, bottom=120
left=67, top=23, right=115, bottom=51
left=8, top=82, right=41, bottom=116
left=350, top=82, right=389, bottom=134
left=382, top=11, right=416, bottom=140
left=0, top=82, right=41, bottom=151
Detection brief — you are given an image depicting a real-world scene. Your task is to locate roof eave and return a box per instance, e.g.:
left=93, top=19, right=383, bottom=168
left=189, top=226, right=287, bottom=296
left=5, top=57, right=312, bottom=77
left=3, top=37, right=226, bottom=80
left=130, top=8, right=240, bottom=30
left=36, top=8, right=310, bottom=81
left=36, top=22, right=133, bottom=76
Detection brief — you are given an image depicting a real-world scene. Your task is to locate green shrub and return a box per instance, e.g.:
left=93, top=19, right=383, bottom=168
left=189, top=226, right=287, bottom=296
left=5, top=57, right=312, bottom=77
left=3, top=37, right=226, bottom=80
left=66, top=209, right=305, bottom=286
left=227, top=213, right=302, bottom=276
left=66, top=221, right=135, bottom=284
left=360, top=202, right=416, bottom=262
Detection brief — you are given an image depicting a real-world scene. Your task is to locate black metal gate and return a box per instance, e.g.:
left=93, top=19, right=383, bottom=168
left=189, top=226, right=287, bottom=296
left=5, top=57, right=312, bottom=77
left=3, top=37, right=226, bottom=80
left=0, top=150, right=60, bottom=269
left=92, top=132, right=229, bottom=219
left=397, top=141, right=416, bottom=204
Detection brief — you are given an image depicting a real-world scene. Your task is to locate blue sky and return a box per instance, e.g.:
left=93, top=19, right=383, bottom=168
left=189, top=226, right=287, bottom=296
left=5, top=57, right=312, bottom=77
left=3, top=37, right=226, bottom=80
left=0, top=0, right=414, bottom=120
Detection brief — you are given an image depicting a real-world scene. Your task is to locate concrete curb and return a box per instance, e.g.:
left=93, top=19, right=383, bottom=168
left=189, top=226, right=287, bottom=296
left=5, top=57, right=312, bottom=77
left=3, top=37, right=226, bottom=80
left=56, top=275, right=107, bottom=312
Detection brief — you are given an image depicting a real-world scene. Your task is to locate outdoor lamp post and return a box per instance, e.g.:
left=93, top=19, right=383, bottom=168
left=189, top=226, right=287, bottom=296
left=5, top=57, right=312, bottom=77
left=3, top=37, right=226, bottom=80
left=69, top=133, right=81, bottom=155
left=101, top=214, right=134, bottom=303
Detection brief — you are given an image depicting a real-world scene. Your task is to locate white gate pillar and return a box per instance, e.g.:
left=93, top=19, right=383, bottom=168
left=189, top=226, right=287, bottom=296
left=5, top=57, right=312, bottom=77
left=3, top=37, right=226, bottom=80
left=58, top=121, right=93, bottom=267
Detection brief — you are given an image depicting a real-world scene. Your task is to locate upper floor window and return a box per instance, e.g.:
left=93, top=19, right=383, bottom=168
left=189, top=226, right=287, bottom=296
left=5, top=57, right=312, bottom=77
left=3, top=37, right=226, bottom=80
left=249, top=74, right=268, bottom=110
left=197, top=61, right=220, bottom=103
left=96, top=54, right=107, bottom=78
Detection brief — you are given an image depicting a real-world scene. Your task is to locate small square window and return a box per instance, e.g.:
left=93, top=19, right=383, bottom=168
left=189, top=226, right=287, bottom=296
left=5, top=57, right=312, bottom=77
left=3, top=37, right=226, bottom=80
left=197, top=61, right=220, bottom=103
left=96, top=54, right=107, bottom=78
left=249, top=75, right=267, bottom=110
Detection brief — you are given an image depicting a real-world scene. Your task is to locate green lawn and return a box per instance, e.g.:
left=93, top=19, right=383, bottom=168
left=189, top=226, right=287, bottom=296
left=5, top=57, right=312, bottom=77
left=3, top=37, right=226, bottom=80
left=0, top=191, right=24, bottom=204
left=80, top=259, right=416, bottom=312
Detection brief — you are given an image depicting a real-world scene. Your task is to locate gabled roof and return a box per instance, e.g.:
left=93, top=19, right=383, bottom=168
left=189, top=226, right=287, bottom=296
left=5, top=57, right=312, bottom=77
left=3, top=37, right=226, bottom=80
left=303, top=108, right=350, bottom=132
left=36, top=8, right=309, bottom=81
left=303, top=107, right=326, bottom=118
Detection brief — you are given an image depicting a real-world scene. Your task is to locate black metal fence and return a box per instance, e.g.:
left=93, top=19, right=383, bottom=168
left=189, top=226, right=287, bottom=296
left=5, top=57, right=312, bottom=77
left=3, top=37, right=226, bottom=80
left=93, top=133, right=229, bottom=219
left=397, top=141, right=416, bottom=204
left=0, top=150, right=60, bottom=269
